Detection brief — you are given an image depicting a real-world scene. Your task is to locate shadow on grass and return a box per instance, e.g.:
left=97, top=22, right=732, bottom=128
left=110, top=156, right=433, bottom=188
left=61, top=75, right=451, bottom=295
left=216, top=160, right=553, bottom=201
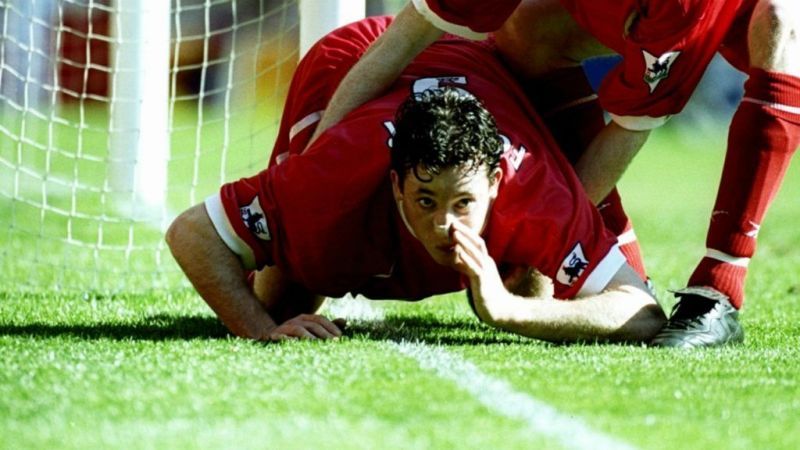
left=343, top=315, right=656, bottom=348
left=0, top=314, right=627, bottom=347
left=342, top=316, right=538, bottom=346
left=0, top=314, right=231, bottom=341
left=0, top=313, right=530, bottom=345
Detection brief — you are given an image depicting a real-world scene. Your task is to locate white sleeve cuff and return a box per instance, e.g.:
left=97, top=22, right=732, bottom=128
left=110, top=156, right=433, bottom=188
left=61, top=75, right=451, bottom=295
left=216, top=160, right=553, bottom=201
left=577, top=244, right=626, bottom=297
left=411, top=0, right=488, bottom=40
left=204, top=194, right=257, bottom=269
left=609, top=113, right=670, bottom=131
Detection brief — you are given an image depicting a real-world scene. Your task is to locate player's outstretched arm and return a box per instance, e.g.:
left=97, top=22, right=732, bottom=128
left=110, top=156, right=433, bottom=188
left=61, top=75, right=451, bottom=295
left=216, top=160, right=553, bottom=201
left=306, top=2, right=443, bottom=148
left=575, top=120, right=651, bottom=204
left=166, top=204, right=344, bottom=340
left=452, top=220, right=666, bottom=343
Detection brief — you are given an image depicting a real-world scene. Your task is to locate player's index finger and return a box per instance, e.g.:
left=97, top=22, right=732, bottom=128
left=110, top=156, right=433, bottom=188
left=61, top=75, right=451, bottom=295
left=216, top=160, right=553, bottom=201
left=308, top=314, right=343, bottom=337
left=301, top=321, right=338, bottom=339
left=453, top=228, right=482, bottom=256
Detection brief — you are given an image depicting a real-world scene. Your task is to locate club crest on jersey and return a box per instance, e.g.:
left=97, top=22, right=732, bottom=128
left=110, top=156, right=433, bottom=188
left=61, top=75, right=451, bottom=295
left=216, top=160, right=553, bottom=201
left=500, top=134, right=526, bottom=170
left=240, top=196, right=270, bottom=241
left=642, top=50, right=680, bottom=93
left=557, top=243, right=589, bottom=286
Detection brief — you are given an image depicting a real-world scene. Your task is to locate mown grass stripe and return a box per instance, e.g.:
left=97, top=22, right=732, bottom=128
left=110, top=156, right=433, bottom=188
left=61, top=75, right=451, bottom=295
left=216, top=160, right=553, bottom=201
left=392, top=341, right=638, bottom=450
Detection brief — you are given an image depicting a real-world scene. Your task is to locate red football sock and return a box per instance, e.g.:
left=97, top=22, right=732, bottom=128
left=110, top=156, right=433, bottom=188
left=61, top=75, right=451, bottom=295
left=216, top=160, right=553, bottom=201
left=619, top=239, right=647, bottom=282
left=689, top=69, right=800, bottom=308
left=599, top=189, right=648, bottom=281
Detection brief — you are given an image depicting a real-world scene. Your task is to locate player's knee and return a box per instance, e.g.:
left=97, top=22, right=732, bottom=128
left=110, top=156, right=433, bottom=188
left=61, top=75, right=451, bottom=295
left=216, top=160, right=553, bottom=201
left=749, top=0, right=800, bottom=74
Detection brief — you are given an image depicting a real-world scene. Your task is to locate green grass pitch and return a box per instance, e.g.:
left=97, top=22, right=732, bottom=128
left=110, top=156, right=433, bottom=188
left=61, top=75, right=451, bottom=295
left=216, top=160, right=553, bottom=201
left=1, top=120, right=799, bottom=449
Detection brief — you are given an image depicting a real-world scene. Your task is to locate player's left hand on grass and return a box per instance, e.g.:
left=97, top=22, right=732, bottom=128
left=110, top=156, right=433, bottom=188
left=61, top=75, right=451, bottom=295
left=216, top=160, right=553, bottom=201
left=268, top=314, right=347, bottom=341
left=451, top=220, right=506, bottom=323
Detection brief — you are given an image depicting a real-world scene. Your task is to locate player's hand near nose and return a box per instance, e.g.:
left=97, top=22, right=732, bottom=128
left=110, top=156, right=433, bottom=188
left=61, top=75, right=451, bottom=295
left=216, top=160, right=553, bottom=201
left=450, top=220, right=509, bottom=322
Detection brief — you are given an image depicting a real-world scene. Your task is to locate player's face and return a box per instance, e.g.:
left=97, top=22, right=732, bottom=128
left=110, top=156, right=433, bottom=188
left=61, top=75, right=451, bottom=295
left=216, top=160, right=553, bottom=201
left=391, top=164, right=502, bottom=268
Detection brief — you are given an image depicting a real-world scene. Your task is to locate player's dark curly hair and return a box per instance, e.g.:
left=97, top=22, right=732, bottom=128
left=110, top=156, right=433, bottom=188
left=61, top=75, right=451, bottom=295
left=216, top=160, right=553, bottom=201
left=391, top=87, right=502, bottom=184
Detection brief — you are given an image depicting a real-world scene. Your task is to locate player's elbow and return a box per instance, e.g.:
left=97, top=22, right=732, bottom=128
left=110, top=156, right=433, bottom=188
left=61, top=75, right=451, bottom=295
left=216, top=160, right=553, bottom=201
left=165, top=205, right=204, bottom=262
left=165, top=210, right=187, bottom=254
left=612, top=301, right=667, bottom=343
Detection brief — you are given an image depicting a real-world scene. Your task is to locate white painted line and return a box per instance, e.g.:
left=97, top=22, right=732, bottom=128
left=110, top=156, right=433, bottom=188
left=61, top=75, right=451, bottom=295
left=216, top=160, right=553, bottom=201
left=392, top=341, right=638, bottom=450
left=324, top=296, right=637, bottom=449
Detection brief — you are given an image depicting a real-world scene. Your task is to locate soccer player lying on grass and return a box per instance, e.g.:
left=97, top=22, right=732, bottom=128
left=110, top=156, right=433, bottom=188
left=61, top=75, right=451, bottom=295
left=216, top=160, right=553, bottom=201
left=306, top=0, right=800, bottom=348
left=307, top=1, right=652, bottom=312
left=166, top=17, right=665, bottom=343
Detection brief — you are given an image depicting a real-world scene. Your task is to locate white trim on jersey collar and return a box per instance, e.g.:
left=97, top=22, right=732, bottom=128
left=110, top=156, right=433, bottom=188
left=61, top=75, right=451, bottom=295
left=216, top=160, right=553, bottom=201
left=205, top=193, right=257, bottom=269
left=411, top=0, right=487, bottom=41
left=577, top=244, right=627, bottom=297
left=609, top=112, right=670, bottom=131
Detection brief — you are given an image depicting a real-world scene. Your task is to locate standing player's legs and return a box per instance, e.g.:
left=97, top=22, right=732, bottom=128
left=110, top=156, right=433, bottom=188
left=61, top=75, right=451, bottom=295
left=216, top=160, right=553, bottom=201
left=654, top=0, right=800, bottom=347
left=492, top=1, right=647, bottom=278
left=525, top=66, right=648, bottom=281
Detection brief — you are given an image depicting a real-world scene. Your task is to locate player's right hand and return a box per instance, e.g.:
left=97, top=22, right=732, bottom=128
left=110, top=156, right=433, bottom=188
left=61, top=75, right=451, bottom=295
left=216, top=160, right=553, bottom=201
left=268, top=314, right=346, bottom=340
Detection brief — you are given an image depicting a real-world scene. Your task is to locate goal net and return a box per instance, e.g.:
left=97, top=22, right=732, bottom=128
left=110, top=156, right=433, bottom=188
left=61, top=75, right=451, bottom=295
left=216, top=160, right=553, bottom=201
left=0, top=0, right=375, bottom=294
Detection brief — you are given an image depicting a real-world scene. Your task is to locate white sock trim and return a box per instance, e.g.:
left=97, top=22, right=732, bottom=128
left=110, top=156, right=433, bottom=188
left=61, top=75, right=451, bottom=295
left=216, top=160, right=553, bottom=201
left=742, top=97, right=800, bottom=115
left=617, top=229, right=637, bottom=245
left=705, top=249, right=750, bottom=268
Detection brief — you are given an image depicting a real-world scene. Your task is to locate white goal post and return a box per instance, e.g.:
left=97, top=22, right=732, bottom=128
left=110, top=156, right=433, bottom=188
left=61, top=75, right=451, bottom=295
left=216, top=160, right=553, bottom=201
left=108, top=0, right=170, bottom=220
left=299, top=0, right=365, bottom=56
left=0, top=0, right=371, bottom=293
left=111, top=0, right=366, bottom=221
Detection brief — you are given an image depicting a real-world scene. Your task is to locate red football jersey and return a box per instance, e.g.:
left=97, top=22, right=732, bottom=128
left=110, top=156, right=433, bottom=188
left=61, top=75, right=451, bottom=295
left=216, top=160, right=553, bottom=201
left=205, top=17, right=624, bottom=301
left=561, top=0, right=756, bottom=129
left=412, top=0, right=757, bottom=129
left=411, top=0, right=521, bottom=39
